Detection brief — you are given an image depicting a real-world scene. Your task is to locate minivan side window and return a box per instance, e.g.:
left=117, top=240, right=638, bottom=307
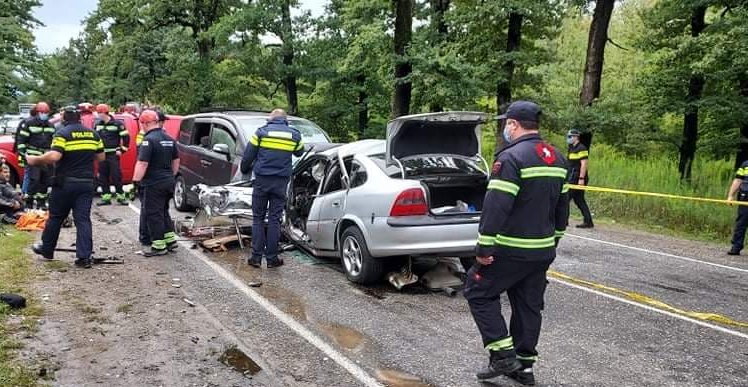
left=178, top=118, right=194, bottom=145
left=210, top=124, right=236, bottom=154
left=193, top=121, right=212, bottom=148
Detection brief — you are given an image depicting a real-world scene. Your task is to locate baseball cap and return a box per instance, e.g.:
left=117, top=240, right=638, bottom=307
left=567, top=128, right=581, bottom=137
left=497, top=101, right=542, bottom=123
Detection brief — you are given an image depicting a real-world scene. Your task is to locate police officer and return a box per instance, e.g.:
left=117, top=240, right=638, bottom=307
left=466, top=101, right=569, bottom=385
left=240, top=109, right=304, bottom=269
left=15, top=102, right=55, bottom=209
left=567, top=129, right=593, bottom=228
left=27, top=107, right=105, bottom=268
left=94, top=104, right=130, bottom=205
left=727, top=161, right=748, bottom=255
left=132, top=110, right=179, bottom=256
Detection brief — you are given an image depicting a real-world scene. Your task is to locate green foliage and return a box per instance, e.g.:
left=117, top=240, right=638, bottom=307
left=0, top=0, right=41, bottom=111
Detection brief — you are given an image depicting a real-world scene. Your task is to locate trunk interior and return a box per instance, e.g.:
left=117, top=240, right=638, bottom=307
left=421, top=175, right=487, bottom=215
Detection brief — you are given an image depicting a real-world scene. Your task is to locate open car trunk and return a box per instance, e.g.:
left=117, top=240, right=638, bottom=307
left=421, top=175, right=487, bottom=215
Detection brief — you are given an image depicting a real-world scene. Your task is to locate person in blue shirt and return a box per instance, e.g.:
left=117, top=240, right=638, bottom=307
left=240, top=109, right=304, bottom=269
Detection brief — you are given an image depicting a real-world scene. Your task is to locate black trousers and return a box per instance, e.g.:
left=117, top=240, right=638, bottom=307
left=98, top=153, right=123, bottom=194
left=464, top=258, right=551, bottom=364
left=731, top=202, right=748, bottom=251
left=141, top=180, right=174, bottom=250
left=569, top=185, right=593, bottom=225
left=27, top=165, right=52, bottom=201
left=138, top=187, right=149, bottom=244
left=250, top=175, right=288, bottom=263
left=41, top=180, right=94, bottom=259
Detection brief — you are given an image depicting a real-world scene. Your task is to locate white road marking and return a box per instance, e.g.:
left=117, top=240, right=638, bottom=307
left=549, top=277, right=748, bottom=340
left=566, top=233, right=748, bottom=274
left=128, top=204, right=384, bottom=387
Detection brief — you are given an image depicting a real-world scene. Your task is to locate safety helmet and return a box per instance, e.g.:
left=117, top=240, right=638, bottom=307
left=78, top=103, right=93, bottom=113
left=95, top=104, right=110, bottom=114
left=567, top=128, right=581, bottom=137
left=138, top=110, right=159, bottom=124
left=35, top=102, right=51, bottom=113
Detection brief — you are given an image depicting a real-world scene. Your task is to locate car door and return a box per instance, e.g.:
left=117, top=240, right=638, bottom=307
left=311, top=159, right=349, bottom=251
left=205, top=119, right=237, bottom=186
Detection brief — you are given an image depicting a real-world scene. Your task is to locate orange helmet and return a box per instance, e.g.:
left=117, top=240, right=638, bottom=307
left=95, top=104, right=110, bottom=114
left=35, top=102, right=50, bottom=113
left=138, top=110, right=159, bottom=123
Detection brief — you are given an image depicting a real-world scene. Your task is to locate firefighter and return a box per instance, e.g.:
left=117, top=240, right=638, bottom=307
left=78, top=102, right=96, bottom=129
left=132, top=110, right=179, bottom=256
left=15, top=102, right=55, bottom=209
left=134, top=110, right=166, bottom=246
left=14, top=106, right=36, bottom=196
left=727, top=161, right=748, bottom=255
left=567, top=129, right=593, bottom=228
left=94, top=104, right=130, bottom=205
left=465, top=101, right=569, bottom=386
left=240, top=109, right=304, bottom=269
left=27, top=106, right=105, bottom=268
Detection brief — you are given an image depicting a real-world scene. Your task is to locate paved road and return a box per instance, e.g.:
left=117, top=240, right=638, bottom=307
left=99, top=203, right=747, bottom=386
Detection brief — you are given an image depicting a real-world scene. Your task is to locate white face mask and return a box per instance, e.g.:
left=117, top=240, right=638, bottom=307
left=502, top=120, right=514, bottom=143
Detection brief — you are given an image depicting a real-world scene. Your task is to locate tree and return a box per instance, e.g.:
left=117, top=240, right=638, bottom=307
left=0, top=0, right=41, bottom=109
left=391, top=0, right=414, bottom=118
left=579, top=0, right=616, bottom=106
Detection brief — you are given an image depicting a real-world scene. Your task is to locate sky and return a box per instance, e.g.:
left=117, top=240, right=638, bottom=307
left=33, top=0, right=329, bottom=54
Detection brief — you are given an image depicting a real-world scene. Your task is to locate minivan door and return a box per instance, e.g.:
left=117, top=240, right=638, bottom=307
left=205, top=119, right=238, bottom=186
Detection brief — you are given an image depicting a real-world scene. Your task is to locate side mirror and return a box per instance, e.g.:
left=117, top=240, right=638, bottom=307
left=212, top=143, right=231, bottom=159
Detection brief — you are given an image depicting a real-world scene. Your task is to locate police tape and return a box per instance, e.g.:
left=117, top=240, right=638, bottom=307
left=548, top=270, right=748, bottom=329
left=567, top=184, right=748, bottom=207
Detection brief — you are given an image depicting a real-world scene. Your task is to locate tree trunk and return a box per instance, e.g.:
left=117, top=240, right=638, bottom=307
left=391, top=0, right=413, bottom=118
left=281, top=0, right=298, bottom=115
left=428, top=0, right=450, bottom=112
left=580, top=0, right=615, bottom=106
left=356, top=73, right=368, bottom=138
left=495, top=12, right=522, bottom=153
left=678, top=6, right=707, bottom=181
left=735, top=75, right=748, bottom=170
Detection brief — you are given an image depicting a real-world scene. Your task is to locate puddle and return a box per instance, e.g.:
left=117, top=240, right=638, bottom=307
left=219, top=346, right=262, bottom=376
left=375, top=369, right=432, bottom=387
left=320, top=323, right=364, bottom=350
left=256, top=285, right=307, bottom=321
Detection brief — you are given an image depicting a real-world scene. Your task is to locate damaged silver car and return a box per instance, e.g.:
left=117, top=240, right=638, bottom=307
left=284, top=112, right=490, bottom=284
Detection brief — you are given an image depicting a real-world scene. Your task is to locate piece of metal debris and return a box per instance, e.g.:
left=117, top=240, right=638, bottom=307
left=183, top=298, right=196, bottom=307
left=248, top=281, right=262, bottom=288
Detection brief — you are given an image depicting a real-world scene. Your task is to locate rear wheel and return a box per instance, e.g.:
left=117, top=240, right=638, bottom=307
left=340, top=226, right=384, bottom=285
left=173, top=176, right=194, bottom=212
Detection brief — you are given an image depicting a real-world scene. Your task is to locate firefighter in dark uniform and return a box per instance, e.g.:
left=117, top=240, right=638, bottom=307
left=94, top=104, right=130, bottom=205
left=135, top=110, right=167, bottom=246
left=240, top=109, right=304, bottom=269
left=28, top=107, right=105, bottom=268
left=132, top=110, right=179, bottom=256
left=567, top=129, right=593, bottom=228
left=465, top=101, right=569, bottom=386
left=727, top=161, right=748, bottom=255
left=15, top=102, right=55, bottom=209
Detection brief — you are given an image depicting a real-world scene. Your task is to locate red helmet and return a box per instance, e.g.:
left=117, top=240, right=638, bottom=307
left=35, top=102, right=50, bottom=113
left=123, top=103, right=137, bottom=113
left=138, top=110, right=159, bottom=123
left=78, top=103, right=93, bottom=113
left=95, top=104, right=110, bottom=114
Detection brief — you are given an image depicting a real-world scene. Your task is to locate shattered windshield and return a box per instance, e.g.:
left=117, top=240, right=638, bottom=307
left=238, top=117, right=330, bottom=143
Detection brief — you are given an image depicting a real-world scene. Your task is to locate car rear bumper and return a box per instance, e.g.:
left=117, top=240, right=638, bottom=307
left=365, top=216, right=479, bottom=258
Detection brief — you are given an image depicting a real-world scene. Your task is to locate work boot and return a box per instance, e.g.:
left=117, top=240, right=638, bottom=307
left=508, top=367, right=536, bottom=386
left=1, top=214, right=17, bottom=224
left=576, top=223, right=594, bottom=229
left=247, top=258, right=261, bottom=268
left=116, top=193, right=129, bottom=205
left=727, top=248, right=741, bottom=256
left=167, top=241, right=179, bottom=252
left=74, top=258, right=92, bottom=269
left=266, top=258, right=284, bottom=269
left=32, top=241, right=54, bottom=260
left=476, top=350, right=522, bottom=380
left=144, top=247, right=168, bottom=257
left=98, top=193, right=112, bottom=206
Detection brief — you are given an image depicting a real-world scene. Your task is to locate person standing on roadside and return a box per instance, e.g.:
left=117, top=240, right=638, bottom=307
left=727, top=161, right=748, bottom=255
left=132, top=110, right=179, bottom=257
left=27, top=106, right=105, bottom=268
left=566, top=129, right=593, bottom=228
left=240, top=109, right=304, bottom=269
left=15, top=102, right=55, bottom=209
left=466, top=101, right=569, bottom=386
left=94, top=104, right=130, bottom=205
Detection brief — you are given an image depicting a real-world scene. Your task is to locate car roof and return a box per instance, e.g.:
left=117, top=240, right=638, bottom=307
left=184, top=111, right=311, bottom=121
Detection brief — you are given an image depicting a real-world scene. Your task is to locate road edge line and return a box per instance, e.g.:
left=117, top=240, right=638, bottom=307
left=128, top=204, right=384, bottom=387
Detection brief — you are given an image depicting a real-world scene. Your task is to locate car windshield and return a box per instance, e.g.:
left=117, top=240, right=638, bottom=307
left=369, top=154, right=485, bottom=178
left=237, top=117, right=330, bottom=143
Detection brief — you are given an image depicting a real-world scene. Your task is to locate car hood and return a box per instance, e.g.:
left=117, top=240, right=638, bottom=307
left=0, top=134, right=15, bottom=150
left=386, top=111, right=487, bottom=164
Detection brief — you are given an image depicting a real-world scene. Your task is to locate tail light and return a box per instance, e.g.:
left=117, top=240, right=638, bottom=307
left=390, top=188, right=428, bottom=216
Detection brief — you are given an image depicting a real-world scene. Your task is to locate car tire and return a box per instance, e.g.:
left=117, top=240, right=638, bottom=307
left=173, top=176, right=194, bottom=212
left=340, top=226, right=383, bottom=285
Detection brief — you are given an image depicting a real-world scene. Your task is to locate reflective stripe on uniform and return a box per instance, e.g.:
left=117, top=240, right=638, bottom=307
left=43, top=127, right=55, bottom=133
left=164, top=232, right=177, bottom=244
left=517, top=355, right=538, bottom=362
left=152, top=239, right=166, bottom=249
left=249, top=134, right=259, bottom=146
left=562, top=183, right=570, bottom=193
left=25, top=149, right=44, bottom=156
left=568, top=150, right=589, bottom=160
left=17, top=143, right=27, bottom=149
left=18, top=130, right=30, bottom=137
left=496, top=234, right=555, bottom=249
left=119, top=130, right=128, bottom=136
left=52, top=137, right=66, bottom=148
left=477, top=234, right=496, bottom=246
left=259, top=137, right=299, bottom=152
left=737, top=167, right=748, bottom=177
left=65, top=139, right=101, bottom=151
left=520, top=166, right=567, bottom=179
left=28, top=126, right=43, bottom=134
left=267, top=130, right=293, bottom=139
left=487, top=179, right=520, bottom=196
left=555, top=230, right=565, bottom=238
left=485, top=337, right=514, bottom=351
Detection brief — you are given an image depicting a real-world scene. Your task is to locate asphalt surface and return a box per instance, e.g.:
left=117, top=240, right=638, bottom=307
left=96, top=202, right=747, bottom=387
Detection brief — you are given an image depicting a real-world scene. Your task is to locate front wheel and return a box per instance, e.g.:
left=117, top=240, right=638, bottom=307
left=340, top=226, right=384, bottom=285
left=173, top=176, right=194, bottom=212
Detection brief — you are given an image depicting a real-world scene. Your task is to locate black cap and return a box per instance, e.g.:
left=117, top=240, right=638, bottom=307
left=497, top=100, right=542, bottom=123
left=568, top=128, right=581, bottom=136
left=62, top=105, right=81, bottom=124
left=156, top=110, right=167, bottom=122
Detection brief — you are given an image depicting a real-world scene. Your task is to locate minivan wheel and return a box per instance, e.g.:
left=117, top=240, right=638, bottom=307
left=173, top=176, right=193, bottom=212
left=340, top=226, right=383, bottom=285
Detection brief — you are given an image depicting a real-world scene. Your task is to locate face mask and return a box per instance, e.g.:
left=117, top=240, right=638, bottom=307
left=39, top=113, right=49, bottom=120
left=566, top=136, right=574, bottom=145
left=502, top=122, right=513, bottom=143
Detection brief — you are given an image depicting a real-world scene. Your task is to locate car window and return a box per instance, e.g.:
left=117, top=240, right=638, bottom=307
left=193, top=121, right=212, bottom=147
left=349, top=161, right=367, bottom=188
left=237, top=117, right=330, bottom=144
left=210, top=124, right=236, bottom=152
left=322, top=165, right=343, bottom=194
left=178, top=118, right=194, bottom=145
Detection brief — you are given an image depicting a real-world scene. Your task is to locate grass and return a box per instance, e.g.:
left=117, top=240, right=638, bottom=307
left=482, top=129, right=737, bottom=242
left=116, top=304, right=133, bottom=314
left=0, top=228, right=41, bottom=387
